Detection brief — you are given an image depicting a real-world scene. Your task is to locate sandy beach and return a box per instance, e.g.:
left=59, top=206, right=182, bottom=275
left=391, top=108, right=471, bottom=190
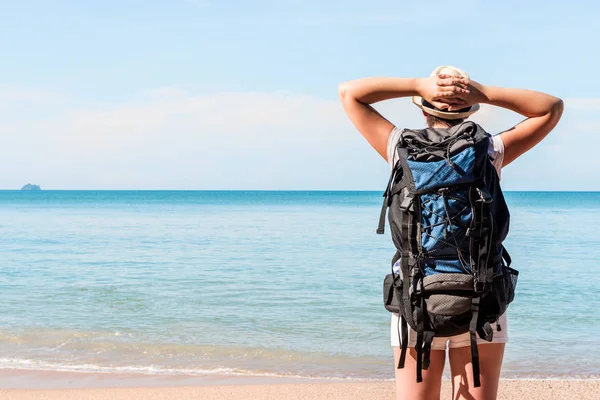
left=1, top=370, right=598, bottom=400
left=2, top=380, right=600, bottom=400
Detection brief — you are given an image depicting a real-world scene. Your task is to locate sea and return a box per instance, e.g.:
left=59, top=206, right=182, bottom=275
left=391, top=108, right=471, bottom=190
left=1, top=191, right=599, bottom=380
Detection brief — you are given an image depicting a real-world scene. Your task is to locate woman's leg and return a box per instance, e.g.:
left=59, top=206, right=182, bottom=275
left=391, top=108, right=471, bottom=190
left=448, top=343, right=505, bottom=400
left=393, top=346, right=446, bottom=400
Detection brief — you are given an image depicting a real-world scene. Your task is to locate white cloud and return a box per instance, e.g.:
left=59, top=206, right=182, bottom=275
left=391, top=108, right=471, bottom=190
left=0, top=90, right=598, bottom=190
left=0, top=89, right=380, bottom=189
left=472, top=98, right=600, bottom=191
left=563, top=98, right=600, bottom=111
left=0, top=88, right=64, bottom=108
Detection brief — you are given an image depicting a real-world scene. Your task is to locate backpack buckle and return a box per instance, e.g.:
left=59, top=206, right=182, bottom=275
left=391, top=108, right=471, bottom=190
left=475, top=187, right=492, bottom=204
left=409, top=274, right=424, bottom=300
left=400, top=191, right=414, bottom=211
left=466, top=228, right=481, bottom=239
left=412, top=276, right=424, bottom=296
left=474, top=279, right=488, bottom=293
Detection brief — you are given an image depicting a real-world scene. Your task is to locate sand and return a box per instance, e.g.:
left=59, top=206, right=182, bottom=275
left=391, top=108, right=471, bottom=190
left=1, top=374, right=599, bottom=400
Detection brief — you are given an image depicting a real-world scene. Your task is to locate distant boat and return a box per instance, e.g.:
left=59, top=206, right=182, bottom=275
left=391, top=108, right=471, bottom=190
left=21, top=184, right=41, bottom=191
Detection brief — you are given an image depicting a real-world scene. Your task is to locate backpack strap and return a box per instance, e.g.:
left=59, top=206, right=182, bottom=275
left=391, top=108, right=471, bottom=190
left=469, top=296, right=482, bottom=388
left=397, top=187, right=416, bottom=371
left=387, top=144, right=419, bottom=373
left=467, top=297, right=494, bottom=388
left=377, top=160, right=402, bottom=234
left=422, top=331, right=435, bottom=370
left=390, top=249, right=411, bottom=369
left=469, top=186, right=494, bottom=292
left=414, top=287, right=434, bottom=382
left=415, top=292, right=425, bottom=383
left=397, top=314, right=409, bottom=369
left=502, top=245, right=512, bottom=267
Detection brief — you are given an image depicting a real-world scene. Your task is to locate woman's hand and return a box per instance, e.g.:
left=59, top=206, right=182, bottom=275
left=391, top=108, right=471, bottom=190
left=417, top=75, right=470, bottom=110
left=436, top=74, right=487, bottom=111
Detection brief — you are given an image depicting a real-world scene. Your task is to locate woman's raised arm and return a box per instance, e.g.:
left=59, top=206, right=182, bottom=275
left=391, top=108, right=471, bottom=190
left=338, top=77, right=469, bottom=161
left=447, top=79, right=564, bottom=166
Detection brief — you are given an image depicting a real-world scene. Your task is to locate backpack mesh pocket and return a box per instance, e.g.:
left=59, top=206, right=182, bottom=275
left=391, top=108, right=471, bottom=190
left=422, top=274, right=474, bottom=336
left=488, top=266, right=518, bottom=317
left=505, top=267, right=518, bottom=304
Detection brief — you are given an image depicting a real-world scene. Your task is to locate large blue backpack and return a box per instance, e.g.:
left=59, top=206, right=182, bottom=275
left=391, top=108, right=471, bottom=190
left=378, top=121, right=518, bottom=387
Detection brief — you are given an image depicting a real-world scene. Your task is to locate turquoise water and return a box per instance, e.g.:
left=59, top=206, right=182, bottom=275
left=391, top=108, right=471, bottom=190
left=0, top=191, right=599, bottom=379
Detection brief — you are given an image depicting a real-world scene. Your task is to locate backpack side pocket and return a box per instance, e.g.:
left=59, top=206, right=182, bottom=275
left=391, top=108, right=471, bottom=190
left=384, top=273, right=402, bottom=313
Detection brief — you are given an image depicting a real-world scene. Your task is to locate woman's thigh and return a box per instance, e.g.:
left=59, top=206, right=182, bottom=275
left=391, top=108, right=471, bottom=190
left=448, top=343, right=505, bottom=400
left=393, top=346, right=446, bottom=400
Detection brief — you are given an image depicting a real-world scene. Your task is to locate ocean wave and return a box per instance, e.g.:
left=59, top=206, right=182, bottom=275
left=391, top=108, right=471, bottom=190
left=1, top=358, right=599, bottom=381
left=0, top=358, right=390, bottom=381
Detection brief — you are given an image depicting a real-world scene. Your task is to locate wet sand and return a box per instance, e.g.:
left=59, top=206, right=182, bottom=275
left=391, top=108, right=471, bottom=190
left=1, top=369, right=599, bottom=399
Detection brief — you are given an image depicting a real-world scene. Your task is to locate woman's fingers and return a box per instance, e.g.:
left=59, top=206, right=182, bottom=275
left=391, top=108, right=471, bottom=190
left=435, top=77, right=470, bottom=94
left=443, top=99, right=466, bottom=106
left=431, top=101, right=450, bottom=110
left=436, top=74, right=470, bottom=90
left=431, top=98, right=466, bottom=109
left=419, top=75, right=471, bottom=109
left=437, top=73, right=469, bottom=81
left=431, top=74, right=470, bottom=109
left=435, top=87, right=469, bottom=97
left=437, top=79, right=469, bottom=89
left=447, top=102, right=467, bottom=110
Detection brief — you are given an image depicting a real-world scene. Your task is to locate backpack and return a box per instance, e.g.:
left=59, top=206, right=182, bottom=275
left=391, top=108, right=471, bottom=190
left=377, top=121, right=518, bottom=387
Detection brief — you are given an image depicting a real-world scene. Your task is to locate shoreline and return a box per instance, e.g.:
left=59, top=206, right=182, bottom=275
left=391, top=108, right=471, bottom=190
left=2, top=367, right=599, bottom=389
left=0, top=368, right=338, bottom=390
left=0, top=371, right=599, bottom=400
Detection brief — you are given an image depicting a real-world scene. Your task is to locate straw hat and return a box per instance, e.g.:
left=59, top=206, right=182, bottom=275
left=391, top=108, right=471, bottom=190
left=412, top=66, right=480, bottom=120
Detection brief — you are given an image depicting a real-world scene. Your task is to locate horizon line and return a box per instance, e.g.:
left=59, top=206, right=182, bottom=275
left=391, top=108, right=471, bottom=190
left=2, top=189, right=600, bottom=193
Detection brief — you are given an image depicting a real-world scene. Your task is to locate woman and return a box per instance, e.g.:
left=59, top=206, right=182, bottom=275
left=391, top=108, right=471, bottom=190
left=339, top=66, right=563, bottom=400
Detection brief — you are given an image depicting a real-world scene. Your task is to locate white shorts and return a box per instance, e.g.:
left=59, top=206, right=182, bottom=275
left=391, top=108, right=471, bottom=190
left=390, top=313, right=508, bottom=350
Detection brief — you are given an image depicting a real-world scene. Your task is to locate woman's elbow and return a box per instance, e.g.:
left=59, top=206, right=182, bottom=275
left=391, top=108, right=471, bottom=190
left=553, top=98, right=564, bottom=113
left=338, top=82, right=350, bottom=99
left=338, top=81, right=359, bottom=102
left=550, top=97, right=564, bottom=120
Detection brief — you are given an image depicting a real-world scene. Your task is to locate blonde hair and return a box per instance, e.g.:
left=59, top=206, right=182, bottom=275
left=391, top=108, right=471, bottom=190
left=426, top=114, right=465, bottom=128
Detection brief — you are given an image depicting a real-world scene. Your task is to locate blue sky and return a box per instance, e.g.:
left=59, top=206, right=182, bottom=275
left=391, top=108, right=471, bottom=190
left=1, top=0, right=599, bottom=190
